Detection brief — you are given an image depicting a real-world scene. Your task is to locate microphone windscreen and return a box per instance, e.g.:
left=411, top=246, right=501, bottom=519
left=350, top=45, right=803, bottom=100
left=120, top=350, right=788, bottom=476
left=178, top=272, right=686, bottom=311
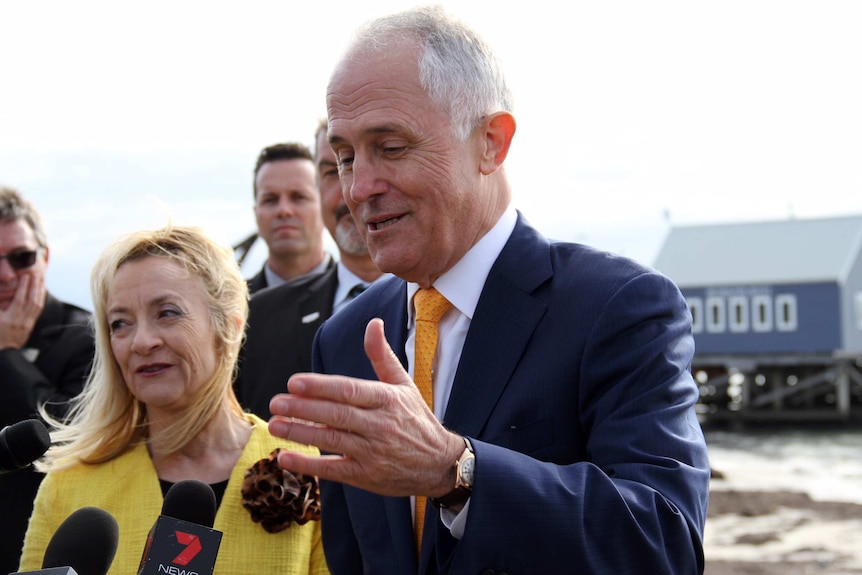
left=0, top=419, right=51, bottom=472
left=161, top=479, right=217, bottom=528
left=42, top=507, right=119, bottom=575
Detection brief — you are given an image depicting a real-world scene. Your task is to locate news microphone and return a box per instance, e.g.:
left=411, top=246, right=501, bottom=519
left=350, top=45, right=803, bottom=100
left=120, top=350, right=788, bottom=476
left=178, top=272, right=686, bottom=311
left=137, top=479, right=223, bottom=575
left=12, top=506, right=119, bottom=575
left=0, top=418, right=51, bottom=474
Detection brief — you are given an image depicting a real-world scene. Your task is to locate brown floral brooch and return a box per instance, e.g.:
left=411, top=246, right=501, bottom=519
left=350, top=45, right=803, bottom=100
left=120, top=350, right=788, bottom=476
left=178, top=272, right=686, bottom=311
left=241, top=448, right=321, bottom=533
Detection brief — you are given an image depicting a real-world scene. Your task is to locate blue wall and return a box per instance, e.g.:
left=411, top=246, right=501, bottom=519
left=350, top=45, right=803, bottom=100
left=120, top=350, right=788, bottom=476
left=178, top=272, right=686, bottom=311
left=682, top=282, right=841, bottom=355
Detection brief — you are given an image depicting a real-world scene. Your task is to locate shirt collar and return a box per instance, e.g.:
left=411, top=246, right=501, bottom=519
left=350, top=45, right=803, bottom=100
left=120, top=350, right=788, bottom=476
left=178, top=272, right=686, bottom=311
left=335, top=261, right=393, bottom=306
left=407, top=206, right=517, bottom=324
left=265, top=253, right=332, bottom=288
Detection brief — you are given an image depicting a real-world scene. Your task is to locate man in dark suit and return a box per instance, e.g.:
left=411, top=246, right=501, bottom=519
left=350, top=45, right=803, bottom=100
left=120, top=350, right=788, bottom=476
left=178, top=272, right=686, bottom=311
left=268, top=6, right=710, bottom=574
left=235, top=122, right=387, bottom=419
left=0, top=186, right=94, bottom=574
left=246, top=142, right=330, bottom=294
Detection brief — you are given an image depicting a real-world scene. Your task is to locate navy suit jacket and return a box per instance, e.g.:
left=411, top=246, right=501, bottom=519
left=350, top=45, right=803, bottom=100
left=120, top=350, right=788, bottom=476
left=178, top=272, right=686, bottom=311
left=235, top=265, right=339, bottom=419
left=311, top=214, right=710, bottom=575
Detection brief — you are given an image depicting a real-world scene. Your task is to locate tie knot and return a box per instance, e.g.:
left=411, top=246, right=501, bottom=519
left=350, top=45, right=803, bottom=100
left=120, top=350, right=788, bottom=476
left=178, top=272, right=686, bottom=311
left=414, top=287, right=452, bottom=324
left=347, top=284, right=367, bottom=300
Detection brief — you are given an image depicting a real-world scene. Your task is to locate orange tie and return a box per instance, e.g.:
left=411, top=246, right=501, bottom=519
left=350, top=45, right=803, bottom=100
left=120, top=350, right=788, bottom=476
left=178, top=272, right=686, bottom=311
left=412, top=287, right=453, bottom=556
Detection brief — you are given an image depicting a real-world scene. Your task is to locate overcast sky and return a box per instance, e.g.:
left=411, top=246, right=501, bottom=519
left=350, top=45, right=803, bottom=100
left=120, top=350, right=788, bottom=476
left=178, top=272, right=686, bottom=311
left=2, top=1, right=861, bottom=310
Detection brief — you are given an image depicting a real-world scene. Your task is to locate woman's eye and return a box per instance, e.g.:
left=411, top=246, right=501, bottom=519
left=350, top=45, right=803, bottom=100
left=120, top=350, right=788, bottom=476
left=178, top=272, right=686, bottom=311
left=159, top=307, right=182, bottom=319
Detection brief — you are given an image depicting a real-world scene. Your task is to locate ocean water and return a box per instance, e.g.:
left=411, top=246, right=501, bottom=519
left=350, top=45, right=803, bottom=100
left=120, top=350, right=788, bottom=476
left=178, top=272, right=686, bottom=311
left=704, top=426, right=862, bottom=504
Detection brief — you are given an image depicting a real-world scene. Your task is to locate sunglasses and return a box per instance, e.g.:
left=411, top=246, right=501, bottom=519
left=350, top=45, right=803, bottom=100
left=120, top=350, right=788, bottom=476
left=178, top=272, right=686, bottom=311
left=0, top=249, right=42, bottom=270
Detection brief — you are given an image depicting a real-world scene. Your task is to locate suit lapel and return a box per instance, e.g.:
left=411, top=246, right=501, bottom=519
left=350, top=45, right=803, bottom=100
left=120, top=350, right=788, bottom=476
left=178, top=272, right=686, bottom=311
left=443, top=215, right=553, bottom=436
left=295, top=269, right=339, bottom=371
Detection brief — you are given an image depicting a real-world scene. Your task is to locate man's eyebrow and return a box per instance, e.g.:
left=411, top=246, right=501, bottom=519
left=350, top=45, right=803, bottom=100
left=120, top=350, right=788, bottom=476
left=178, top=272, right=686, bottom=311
left=329, top=125, right=403, bottom=146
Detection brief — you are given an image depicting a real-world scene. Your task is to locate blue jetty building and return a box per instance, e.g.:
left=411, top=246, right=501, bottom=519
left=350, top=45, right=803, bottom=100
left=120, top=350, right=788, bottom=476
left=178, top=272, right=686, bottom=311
left=653, top=214, right=862, bottom=422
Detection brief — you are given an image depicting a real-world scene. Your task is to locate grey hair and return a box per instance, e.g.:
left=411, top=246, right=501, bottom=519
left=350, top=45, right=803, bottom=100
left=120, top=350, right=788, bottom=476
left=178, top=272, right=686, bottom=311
left=0, top=185, right=48, bottom=248
left=351, top=5, right=513, bottom=140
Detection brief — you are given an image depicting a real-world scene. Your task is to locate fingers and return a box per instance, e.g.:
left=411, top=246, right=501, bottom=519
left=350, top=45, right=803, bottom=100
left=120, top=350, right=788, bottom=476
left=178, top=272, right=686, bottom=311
left=364, top=318, right=412, bottom=386
left=28, top=273, right=46, bottom=310
left=0, top=274, right=45, bottom=349
left=275, top=449, right=346, bottom=478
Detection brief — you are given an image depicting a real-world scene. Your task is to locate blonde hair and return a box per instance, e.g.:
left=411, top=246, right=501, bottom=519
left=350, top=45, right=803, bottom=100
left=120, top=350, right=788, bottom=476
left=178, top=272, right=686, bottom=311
left=37, top=225, right=249, bottom=472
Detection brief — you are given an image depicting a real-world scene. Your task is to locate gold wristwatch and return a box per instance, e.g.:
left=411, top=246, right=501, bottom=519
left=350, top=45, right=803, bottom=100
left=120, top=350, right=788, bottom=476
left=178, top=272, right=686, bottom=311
left=430, top=437, right=475, bottom=509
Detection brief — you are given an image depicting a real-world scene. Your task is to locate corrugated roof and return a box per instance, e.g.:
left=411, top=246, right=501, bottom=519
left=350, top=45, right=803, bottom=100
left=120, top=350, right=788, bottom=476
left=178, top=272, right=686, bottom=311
left=652, top=214, right=862, bottom=287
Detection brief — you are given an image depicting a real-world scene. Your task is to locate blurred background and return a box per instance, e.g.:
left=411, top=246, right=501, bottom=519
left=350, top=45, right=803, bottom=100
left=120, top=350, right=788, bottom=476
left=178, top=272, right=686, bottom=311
left=3, top=2, right=862, bottom=572
left=2, top=0, right=862, bottom=310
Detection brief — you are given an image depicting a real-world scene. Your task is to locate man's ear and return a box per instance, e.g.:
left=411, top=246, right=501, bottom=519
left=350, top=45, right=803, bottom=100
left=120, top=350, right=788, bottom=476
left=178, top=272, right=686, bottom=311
left=479, top=111, right=517, bottom=175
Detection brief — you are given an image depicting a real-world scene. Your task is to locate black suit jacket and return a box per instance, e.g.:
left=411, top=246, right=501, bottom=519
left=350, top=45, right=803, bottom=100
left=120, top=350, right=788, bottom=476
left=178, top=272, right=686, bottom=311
left=246, top=265, right=269, bottom=295
left=0, top=293, right=94, bottom=574
left=235, top=266, right=340, bottom=419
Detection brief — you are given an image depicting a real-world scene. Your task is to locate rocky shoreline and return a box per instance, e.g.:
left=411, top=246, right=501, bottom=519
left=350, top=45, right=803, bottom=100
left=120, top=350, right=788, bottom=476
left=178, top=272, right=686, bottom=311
left=705, top=489, right=862, bottom=574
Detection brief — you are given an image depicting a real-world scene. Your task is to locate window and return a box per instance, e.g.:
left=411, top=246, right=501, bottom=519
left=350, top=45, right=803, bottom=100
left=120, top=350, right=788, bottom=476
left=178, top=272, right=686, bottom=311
left=728, top=295, right=749, bottom=333
left=751, top=294, right=773, bottom=332
left=706, top=297, right=726, bottom=333
left=775, top=294, right=798, bottom=332
left=688, top=297, right=703, bottom=334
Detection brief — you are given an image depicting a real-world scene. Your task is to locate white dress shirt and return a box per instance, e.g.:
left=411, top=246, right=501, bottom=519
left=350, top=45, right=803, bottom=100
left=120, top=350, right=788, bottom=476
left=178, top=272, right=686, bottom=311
left=333, top=262, right=393, bottom=313
left=264, top=253, right=332, bottom=289
left=405, top=206, right=517, bottom=537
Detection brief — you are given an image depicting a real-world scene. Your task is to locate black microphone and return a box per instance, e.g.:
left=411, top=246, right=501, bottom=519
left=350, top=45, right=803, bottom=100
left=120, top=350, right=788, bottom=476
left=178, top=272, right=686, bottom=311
left=137, top=479, right=223, bottom=575
left=12, top=506, right=119, bottom=575
left=0, top=419, right=51, bottom=474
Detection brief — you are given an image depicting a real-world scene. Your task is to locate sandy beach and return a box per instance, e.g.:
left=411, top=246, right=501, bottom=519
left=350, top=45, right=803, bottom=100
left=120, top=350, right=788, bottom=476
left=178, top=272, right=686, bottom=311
left=704, top=427, right=862, bottom=574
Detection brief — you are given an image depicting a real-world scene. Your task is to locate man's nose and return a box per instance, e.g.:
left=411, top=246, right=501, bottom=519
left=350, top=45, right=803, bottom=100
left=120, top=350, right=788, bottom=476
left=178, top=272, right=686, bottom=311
left=0, top=258, right=18, bottom=282
left=348, top=157, right=387, bottom=204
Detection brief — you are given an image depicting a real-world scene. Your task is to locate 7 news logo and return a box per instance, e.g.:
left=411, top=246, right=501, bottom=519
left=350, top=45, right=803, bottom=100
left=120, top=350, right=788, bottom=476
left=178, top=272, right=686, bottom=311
left=138, top=515, right=222, bottom=575
left=172, top=531, right=203, bottom=565
left=157, top=531, right=202, bottom=575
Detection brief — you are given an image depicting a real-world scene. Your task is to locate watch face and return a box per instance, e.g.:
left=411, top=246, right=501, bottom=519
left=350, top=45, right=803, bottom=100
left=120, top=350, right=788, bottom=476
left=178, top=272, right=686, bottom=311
left=460, top=456, right=475, bottom=487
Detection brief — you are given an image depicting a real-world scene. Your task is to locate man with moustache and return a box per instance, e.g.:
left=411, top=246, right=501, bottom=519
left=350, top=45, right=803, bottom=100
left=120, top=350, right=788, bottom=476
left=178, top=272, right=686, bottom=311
left=0, top=186, right=94, bottom=574
left=246, top=142, right=331, bottom=294
left=235, top=121, right=388, bottom=419
left=267, top=6, right=709, bottom=575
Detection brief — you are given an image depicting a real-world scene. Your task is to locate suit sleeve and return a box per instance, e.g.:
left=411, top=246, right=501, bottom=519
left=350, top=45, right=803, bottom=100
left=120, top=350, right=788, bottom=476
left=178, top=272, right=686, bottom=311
left=450, top=271, right=709, bottom=574
left=0, top=321, right=93, bottom=425
left=313, top=328, right=366, bottom=575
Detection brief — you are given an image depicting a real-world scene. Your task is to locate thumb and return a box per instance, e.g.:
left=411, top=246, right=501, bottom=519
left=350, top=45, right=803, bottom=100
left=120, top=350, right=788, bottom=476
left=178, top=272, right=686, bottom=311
left=364, top=317, right=412, bottom=385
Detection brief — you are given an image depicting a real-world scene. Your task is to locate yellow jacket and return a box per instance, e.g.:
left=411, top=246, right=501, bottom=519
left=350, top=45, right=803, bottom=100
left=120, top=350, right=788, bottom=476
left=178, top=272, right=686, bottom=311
left=20, top=414, right=329, bottom=575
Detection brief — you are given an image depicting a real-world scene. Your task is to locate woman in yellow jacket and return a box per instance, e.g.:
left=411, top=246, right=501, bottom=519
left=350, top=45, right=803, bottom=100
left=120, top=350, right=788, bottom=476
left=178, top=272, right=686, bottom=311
left=20, top=226, right=329, bottom=575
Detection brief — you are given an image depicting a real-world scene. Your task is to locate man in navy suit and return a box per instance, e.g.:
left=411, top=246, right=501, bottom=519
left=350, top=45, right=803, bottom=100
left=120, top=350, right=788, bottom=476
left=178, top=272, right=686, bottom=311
left=268, top=6, right=710, bottom=574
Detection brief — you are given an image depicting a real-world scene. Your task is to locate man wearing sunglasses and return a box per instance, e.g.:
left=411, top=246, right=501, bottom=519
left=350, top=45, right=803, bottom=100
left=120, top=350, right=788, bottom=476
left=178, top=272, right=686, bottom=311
left=0, top=185, right=95, bottom=575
